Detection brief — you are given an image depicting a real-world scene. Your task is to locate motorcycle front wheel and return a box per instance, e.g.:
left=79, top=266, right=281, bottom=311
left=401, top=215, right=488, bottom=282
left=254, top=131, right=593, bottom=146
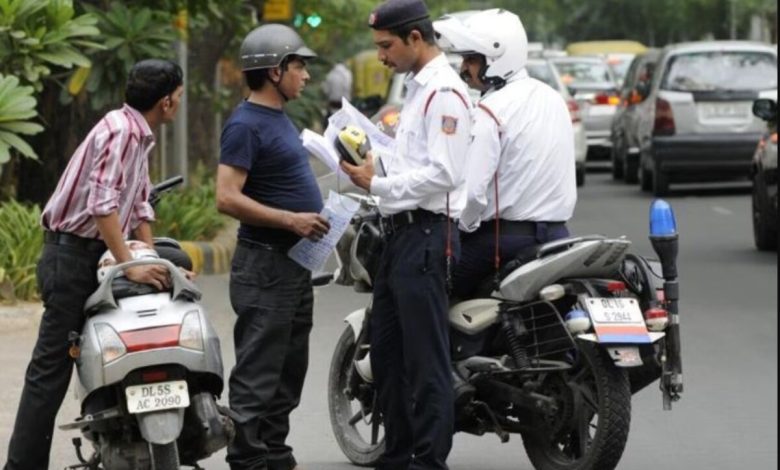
left=522, top=342, right=631, bottom=470
left=328, top=327, right=385, bottom=466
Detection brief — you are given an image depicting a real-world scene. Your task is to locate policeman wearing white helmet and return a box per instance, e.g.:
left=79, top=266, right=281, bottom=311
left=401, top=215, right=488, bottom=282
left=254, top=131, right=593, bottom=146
left=435, top=9, right=577, bottom=299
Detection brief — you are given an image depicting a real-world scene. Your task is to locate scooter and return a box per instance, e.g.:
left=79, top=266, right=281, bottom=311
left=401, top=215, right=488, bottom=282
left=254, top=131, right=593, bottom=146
left=60, top=177, right=234, bottom=470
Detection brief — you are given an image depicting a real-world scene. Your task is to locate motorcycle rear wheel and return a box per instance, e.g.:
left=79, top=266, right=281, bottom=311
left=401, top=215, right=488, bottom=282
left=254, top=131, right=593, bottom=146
left=150, top=442, right=179, bottom=470
left=328, top=327, right=385, bottom=466
left=522, top=342, right=631, bottom=470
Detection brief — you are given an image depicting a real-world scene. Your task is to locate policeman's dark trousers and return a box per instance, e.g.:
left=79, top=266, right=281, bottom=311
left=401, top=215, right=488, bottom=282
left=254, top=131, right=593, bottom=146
left=4, top=243, right=102, bottom=470
left=226, top=242, right=313, bottom=470
left=451, top=221, right=570, bottom=300
left=370, top=220, right=459, bottom=470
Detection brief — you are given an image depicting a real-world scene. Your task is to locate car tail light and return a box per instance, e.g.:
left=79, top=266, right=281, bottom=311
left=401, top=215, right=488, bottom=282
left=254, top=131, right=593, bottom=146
left=119, top=324, right=181, bottom=353
left=593, top=92, right=620, bottom=106
left=653, top=98, right=676, bottom=136
left=644, top=307, right=669, bottom=332
left=567, top=99, right=581, bottom=123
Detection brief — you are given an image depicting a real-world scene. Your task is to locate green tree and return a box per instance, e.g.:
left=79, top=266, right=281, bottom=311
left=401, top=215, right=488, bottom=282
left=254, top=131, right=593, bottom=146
left=0, top=0, right=102, bottom=90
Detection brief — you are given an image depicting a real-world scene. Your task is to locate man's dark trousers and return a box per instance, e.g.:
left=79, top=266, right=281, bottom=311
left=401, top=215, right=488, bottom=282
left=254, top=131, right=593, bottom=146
left=4, top=242, right=103, bottom=470
left=452, top=221, right=570, bottom=299
left=370, top=217, right=459, bottom=470
left=226, top=241, right=313, bottom=470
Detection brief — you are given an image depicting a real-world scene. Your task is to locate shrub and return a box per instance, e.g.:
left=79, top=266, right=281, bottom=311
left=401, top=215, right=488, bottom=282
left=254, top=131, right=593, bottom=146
left=0, top=200, right=42, bottom=302
left=153, top=172, right=225, bottom=242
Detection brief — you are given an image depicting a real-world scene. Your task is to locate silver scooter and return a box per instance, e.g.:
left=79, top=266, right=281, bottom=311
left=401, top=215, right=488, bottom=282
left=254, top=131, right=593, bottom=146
left=60, top=178, right=233, bottom=470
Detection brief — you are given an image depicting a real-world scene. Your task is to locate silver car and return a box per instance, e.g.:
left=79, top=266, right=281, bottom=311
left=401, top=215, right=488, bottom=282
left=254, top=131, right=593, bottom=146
left=634, top=41, right=777, bottom=196
left=551, top=56, right=621, bottom=162
left=526, top=58, right=588, bottom=186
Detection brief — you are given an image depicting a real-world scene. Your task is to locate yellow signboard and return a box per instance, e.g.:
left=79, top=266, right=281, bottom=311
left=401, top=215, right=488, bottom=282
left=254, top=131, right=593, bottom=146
left=263, top=0, right=294, bottom=21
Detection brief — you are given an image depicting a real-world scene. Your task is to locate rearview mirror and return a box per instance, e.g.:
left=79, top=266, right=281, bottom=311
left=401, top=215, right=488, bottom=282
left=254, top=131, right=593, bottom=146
left=752, top=99, right=777, bottom=122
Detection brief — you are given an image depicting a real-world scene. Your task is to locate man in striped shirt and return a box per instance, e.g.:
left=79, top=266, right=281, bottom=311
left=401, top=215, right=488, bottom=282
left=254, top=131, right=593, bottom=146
left=3, top=59, right=184, bottom=470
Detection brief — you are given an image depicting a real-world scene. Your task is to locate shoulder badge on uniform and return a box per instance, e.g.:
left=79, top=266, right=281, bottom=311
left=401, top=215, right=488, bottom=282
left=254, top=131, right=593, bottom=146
left=441, top=115, right=458, bottom=135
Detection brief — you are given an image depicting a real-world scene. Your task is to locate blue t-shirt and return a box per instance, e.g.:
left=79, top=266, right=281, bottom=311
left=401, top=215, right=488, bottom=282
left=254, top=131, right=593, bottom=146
left=220, top=101, right=323, bottom=246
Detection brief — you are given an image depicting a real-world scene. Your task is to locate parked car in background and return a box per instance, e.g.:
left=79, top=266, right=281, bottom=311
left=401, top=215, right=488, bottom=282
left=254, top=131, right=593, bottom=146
left=551, top=56, right=621, bottom=163
left=750, top=98, right=777, bottom=251
left=566, top=40, right=648, bottom=86
left=526, top=58, right=588, bottom=186
left=634, top=41, right=778, bottom=196
left=610, top=49, right=661, bottom=183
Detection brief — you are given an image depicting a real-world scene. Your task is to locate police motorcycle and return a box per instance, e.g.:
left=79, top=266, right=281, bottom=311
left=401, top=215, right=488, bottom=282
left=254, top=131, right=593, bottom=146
left=60, top=176, right=234, bottom=470
left=327, top=194, right=684, bottom=470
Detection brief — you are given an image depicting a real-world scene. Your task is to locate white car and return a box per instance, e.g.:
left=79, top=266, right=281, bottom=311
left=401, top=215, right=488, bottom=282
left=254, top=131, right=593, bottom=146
left=526, top=58, right=589, bottom=186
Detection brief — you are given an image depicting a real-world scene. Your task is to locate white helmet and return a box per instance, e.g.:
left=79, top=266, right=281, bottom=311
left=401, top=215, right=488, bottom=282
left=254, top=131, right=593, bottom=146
left=435, top=9, right=528, bottom=87
left=97, top=240, right=159, bottom=283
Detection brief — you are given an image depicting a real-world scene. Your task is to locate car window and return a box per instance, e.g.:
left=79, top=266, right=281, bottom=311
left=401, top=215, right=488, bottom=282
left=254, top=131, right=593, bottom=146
left=526, top=62, right=560, bottom=91
left=662, top=51, right=777, bottom=92
left=606, top=54, right=635, bottom=85
left=553, top=61, right=614, bottom=87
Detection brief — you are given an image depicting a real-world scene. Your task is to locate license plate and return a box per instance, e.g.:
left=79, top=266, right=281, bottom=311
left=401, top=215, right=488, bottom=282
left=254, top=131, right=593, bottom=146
left=701, top=103, right=749, bottom=119
left=125, top=380, right=189, bottom=414
left=586, top=297, right=644, bottom=324
left=585, top=298, right=651, bottom=344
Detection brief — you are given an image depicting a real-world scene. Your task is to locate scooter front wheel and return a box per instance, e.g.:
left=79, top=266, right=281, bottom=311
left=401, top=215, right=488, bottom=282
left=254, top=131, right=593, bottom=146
left=328, top=327, right=385, bottom=466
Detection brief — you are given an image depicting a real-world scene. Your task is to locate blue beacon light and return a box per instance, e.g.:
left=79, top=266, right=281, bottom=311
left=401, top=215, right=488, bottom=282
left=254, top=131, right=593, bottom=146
left=649, top=199, right=677, bottom=238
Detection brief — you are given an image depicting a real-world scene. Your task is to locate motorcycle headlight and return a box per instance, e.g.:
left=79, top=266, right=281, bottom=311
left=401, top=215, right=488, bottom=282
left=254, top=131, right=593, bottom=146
left=94, top=323, right=127, bottom=364
left=179, top=310, right=204, bottom=351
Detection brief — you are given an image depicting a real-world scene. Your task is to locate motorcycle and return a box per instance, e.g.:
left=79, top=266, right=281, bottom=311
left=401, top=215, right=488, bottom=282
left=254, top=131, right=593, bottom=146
left=60, top=176, right=234, bottom=470
left=327, top=194, right=683, bottom=470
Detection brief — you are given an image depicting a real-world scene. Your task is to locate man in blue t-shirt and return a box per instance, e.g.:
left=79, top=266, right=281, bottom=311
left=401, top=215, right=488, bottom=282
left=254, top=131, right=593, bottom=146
left=216, top=24, right=329, bottom=470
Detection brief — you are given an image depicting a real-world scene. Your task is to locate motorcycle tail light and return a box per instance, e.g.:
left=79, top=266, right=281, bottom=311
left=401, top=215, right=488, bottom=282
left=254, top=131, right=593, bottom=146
left=95, top=323, right=127, bottom=364
left=179, top=310, right=204, bottom=351
left=606, top=281, right=626, bottom=293
left=141, top=370, right=169, bottom=383
left=119, top=325, right=180, bottom=353
left=644, top=307, right=669, bottom=332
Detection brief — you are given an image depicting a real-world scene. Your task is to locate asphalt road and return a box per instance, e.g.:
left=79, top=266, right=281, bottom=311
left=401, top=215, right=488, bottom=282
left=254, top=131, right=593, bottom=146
left=0, top=173, right=776, bottom=469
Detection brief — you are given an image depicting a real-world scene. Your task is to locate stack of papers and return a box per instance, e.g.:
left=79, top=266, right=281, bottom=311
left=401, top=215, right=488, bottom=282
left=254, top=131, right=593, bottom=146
left=301, top=99, right=395, bottom=179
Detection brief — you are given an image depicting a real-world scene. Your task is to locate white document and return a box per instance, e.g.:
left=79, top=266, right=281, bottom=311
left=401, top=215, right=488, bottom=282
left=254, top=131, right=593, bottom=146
left=323, top=99, right=395, bottom=175
left=288, top=191, right=360, bottom=272
left=301, top=129, right=350, bottom=178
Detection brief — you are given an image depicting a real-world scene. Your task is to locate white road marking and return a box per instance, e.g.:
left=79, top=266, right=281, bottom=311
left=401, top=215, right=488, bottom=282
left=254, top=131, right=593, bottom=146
left=712, top=206, right=734, bottom=215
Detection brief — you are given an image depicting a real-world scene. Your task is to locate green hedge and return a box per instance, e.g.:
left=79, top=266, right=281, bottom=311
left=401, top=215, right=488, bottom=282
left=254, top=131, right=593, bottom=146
left=152, top=176, right=225, bottom=242
left=0, top=175, right=223, bottom=302
left=0, top=201, right=42, bottom=302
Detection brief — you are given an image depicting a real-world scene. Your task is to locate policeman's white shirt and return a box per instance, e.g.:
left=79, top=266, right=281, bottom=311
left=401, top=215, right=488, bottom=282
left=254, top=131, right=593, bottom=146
left=459, top=72, right=577, bottom=232
left=370, top=53, right=472, bottom=218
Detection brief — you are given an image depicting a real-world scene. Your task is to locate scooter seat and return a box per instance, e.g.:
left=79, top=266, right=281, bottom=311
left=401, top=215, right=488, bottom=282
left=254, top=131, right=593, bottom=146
left=110, top=277, right=171, bottom=302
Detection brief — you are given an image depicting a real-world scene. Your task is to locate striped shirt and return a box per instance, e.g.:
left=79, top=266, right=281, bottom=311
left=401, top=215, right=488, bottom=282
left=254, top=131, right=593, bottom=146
left=41, top=104, right=156, bottom=239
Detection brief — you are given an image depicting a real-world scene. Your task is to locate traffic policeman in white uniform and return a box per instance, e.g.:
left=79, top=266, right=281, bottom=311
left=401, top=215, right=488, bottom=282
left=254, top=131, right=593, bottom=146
left=340, top=0, right=472, bottom=468
left=435, top=9, right=577, bottom=299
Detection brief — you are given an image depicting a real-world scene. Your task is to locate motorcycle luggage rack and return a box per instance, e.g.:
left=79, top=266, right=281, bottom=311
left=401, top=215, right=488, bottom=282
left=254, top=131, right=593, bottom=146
left=59, top=407, right=122, bottom=431
left=500, top=300, right=577, bottom=371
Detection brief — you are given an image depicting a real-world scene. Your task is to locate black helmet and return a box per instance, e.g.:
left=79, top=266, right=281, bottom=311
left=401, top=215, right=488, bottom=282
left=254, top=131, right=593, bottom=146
left=239, top=24, right=317, bottom=71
